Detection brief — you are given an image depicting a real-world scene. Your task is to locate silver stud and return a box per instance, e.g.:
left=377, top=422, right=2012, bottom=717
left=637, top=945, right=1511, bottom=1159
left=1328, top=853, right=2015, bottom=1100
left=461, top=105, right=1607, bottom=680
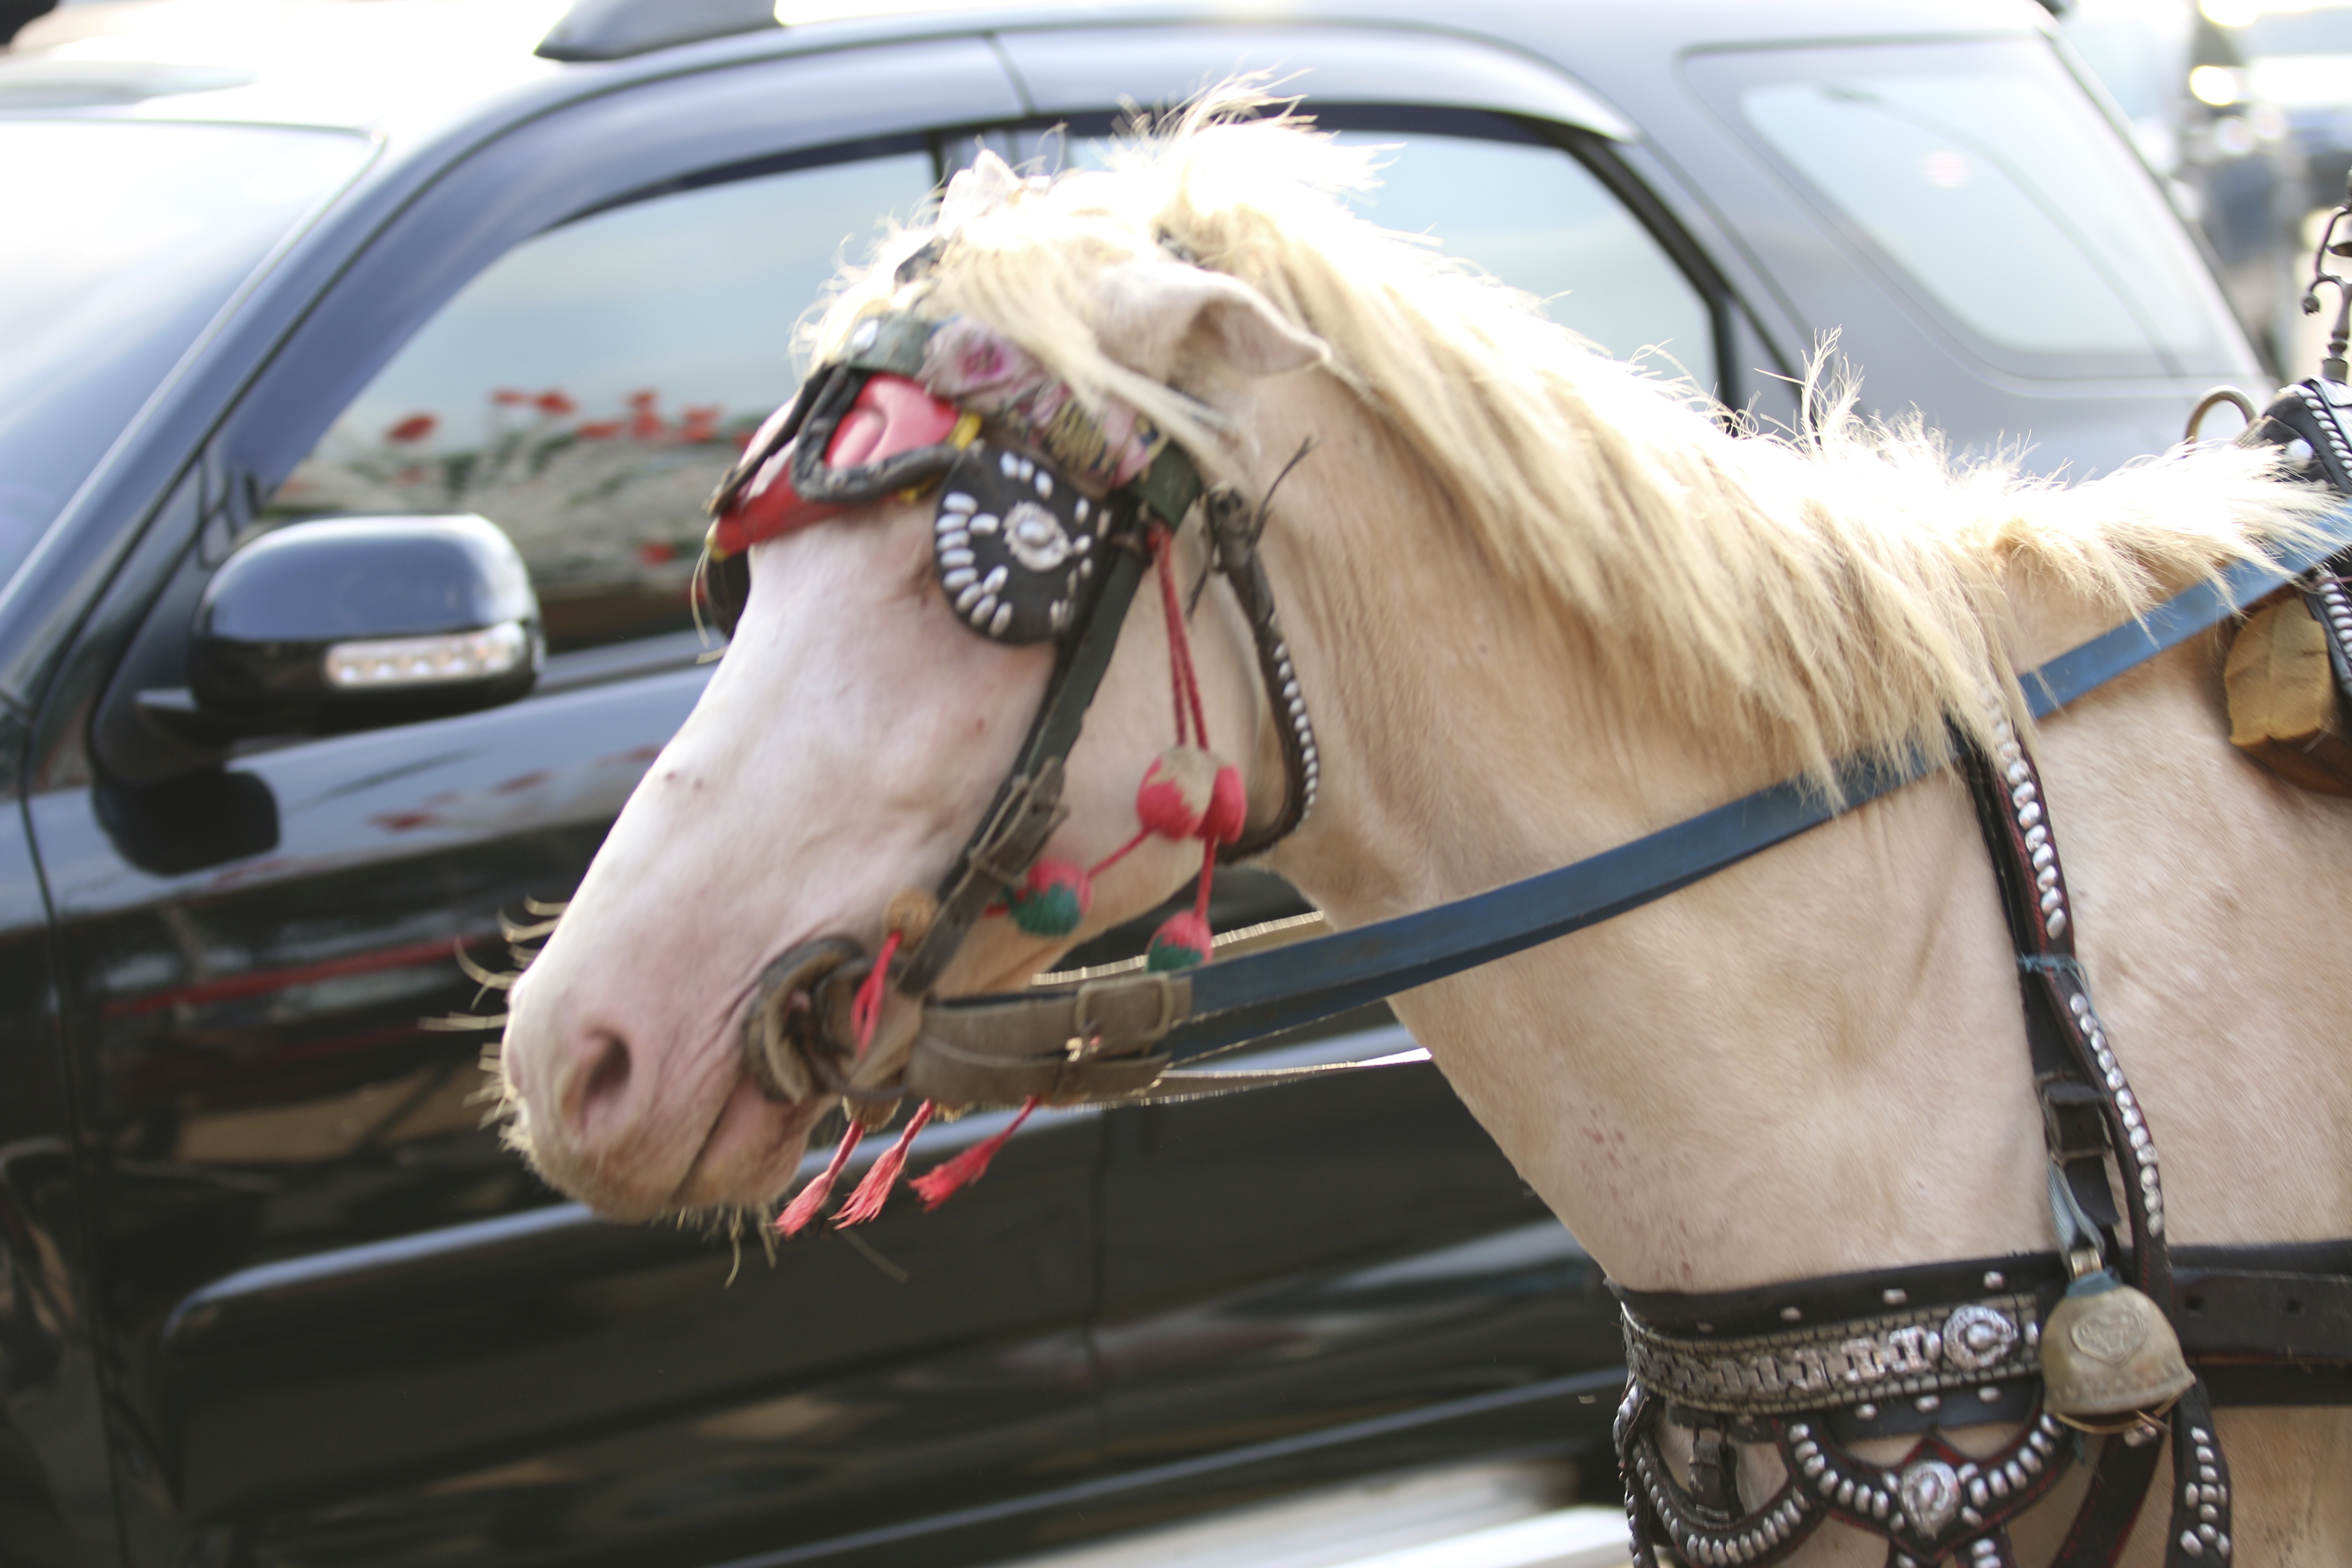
left=1979, top=1386, right=2002, bottom=1403
left=939, top=547, right=975, bottom=569
left=1985, top=1271, right=2006, bottom=1289
left=943, top=567, right=977, bottom=591
left=2019, top=802, right=2043, bottom=827
left=968, top=595, right=996, bottom=627
left=1884, top=1288, right=1909, bottom=1305
left=1855, top=1404, right=1878, bottom=1420
left=943, top=491, right=977, bottom=514
left=1035, top=471, right=1052, bottom=497
left=2011, top=781, right=2038, bottom=807
left=1917, top=1394, right=1941, bottom=1412
left=953, top=580, right=986, bottom=611
left=2025, top=824, right=2049, bottom=848
left=980, top=565, right=1008, bottom=594
left=971, top=512, right=999, bottom=535
left=2005, top=760, right=2030, bottom=785
left=1782, top=1305, right=1802, bottom=1321
left=989, top=602, right=1013, bottom=637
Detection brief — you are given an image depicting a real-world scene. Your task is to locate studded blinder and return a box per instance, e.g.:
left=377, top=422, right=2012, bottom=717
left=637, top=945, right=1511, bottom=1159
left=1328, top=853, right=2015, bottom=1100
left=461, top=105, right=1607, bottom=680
left=932, top=441, right=1112, bottom=644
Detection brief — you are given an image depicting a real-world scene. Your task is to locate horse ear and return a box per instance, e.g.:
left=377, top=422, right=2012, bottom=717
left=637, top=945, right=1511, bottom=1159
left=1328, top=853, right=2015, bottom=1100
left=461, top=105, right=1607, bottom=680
left=1090, top=260, right=1325, bottom=383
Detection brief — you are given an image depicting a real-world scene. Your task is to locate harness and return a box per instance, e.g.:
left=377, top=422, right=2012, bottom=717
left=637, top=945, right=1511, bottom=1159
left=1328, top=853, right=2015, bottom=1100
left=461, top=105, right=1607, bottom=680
left=705, top=292, right=2352, bottom=1564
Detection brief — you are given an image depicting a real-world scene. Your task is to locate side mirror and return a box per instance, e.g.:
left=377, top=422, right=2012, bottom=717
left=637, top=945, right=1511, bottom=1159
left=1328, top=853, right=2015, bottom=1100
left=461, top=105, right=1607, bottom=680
left=140, top=514, right=542, bottom=743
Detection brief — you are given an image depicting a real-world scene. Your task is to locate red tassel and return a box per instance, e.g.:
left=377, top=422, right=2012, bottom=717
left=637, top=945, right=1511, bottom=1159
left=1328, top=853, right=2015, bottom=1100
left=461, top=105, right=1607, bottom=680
left=850, top=930, right=900, bottom=1055
left=832, top=1100, right=934, bottom=1228
left=776, top=1122, right=863, bottom=1236
left=910, top=1096, right=1041, bottom=1210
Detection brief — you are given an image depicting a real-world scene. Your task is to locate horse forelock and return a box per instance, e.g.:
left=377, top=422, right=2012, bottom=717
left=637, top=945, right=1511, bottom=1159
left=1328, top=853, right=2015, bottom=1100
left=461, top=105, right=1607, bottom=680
left=800, top=83, right=2336, bottom=788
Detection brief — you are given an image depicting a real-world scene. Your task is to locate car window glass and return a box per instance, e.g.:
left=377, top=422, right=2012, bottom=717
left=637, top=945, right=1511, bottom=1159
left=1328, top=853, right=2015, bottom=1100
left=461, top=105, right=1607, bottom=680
left=271, top=152, right=934, bottom=653
left=1021, top=126, right=1717, bottom=392
left=1330, top=131, right=1717, bottom=392
left=0, top=120, right=371, bottom=589
left=1690, top=39, right=2240, bottom=380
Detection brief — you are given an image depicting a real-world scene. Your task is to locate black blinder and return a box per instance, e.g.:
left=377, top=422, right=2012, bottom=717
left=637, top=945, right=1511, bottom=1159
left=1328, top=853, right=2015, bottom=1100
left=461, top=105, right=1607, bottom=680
left=933, top=441, right=1112, bottom=644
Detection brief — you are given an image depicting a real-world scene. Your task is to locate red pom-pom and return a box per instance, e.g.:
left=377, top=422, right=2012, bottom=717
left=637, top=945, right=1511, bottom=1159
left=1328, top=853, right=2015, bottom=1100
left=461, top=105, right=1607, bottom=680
left=1136, top=746, right=1216, bottom=839
left=1200, top=765, right=1247, bottom=845
left=1007, top=860, right=1091, bottom=936
left=1146, top=910, right=1213, bottom=972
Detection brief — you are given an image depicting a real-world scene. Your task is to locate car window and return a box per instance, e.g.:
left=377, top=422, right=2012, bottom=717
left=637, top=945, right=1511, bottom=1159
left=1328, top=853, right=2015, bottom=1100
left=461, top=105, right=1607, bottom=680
left=0, top=119, right=371, bottom=589
left=270, top=152, right=935, bottom=653
left=1687, top=39, right=2244, bottom=381
left=1329, top=130, right=1718, bottom=392
left=969, top=122, right=1720, bottom=393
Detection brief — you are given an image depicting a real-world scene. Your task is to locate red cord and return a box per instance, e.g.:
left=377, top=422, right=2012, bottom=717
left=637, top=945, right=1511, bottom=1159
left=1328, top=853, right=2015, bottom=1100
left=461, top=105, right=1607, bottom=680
left=776, top=1123, right=863, bottom=1236
left=850, top=929, right=900, bottom=1056
left=833, top=1099, right=934, bottom=1227
left=910, top=1095, right=1042, bottom=1210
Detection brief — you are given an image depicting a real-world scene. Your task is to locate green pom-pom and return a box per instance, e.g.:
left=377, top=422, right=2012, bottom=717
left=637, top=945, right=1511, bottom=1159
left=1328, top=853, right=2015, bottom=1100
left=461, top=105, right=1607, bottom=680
left=1008, top=861, right=1091, bottom=937
left=1146, top=911, right=1212, bottom=971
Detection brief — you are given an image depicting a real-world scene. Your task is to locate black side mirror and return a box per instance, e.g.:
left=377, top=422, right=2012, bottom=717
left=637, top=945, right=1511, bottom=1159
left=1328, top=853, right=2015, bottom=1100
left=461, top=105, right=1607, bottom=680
left=138, top=514, right=542, bottom=744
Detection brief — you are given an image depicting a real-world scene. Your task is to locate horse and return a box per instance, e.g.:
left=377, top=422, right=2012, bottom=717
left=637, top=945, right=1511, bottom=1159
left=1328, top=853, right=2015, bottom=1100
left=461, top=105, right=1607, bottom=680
left=496, top=98, right=2352, bottom=1564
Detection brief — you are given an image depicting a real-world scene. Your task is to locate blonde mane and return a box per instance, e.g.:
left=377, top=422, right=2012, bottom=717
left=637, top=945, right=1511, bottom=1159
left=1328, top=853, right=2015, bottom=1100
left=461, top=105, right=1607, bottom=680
left=810, top=92, right=2330, bottom=783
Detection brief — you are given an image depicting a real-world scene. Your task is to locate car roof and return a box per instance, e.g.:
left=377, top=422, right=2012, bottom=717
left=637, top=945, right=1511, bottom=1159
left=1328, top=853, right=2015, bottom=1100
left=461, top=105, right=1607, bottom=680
left=5, top=0, right=2053, bottom=146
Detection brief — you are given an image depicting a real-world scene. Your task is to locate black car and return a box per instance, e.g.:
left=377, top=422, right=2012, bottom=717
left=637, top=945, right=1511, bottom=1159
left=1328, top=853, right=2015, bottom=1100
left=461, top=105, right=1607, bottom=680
left=0, top=2, right=2263, bottom=1565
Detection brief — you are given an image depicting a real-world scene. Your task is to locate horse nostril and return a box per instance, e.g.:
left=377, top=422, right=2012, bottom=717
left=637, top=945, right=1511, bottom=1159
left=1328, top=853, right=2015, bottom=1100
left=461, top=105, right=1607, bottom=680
left=567, top=1031, right=636, bottom=1140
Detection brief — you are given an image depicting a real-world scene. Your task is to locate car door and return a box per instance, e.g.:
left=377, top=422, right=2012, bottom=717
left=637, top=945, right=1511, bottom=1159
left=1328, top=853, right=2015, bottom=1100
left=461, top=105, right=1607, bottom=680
left=973, top=23, right=1785, bottom=1515
left=22, top=40, right=1112, bottom=1568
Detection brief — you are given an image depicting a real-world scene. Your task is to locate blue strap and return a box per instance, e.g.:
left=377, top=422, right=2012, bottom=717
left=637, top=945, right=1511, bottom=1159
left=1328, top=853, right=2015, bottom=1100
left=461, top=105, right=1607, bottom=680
left=1161, top=506, right=2352, bottom=1063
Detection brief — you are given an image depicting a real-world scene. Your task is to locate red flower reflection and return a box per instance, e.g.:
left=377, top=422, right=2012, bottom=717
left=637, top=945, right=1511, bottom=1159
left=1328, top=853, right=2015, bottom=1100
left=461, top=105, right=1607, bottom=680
left=386, top=413, right=437, bottom=444
left=535, top=390, right=576, bottom=416
left=491, top=389, right=530, bottom=407
left=577, top=420, right=623, bottom=440
left=680, top=404, right=721, bottom=443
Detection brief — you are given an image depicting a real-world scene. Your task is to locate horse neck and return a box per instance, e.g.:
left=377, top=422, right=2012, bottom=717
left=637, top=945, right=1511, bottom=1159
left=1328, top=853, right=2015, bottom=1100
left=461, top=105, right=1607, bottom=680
left=1252, top=388, right=2051, bottom=1292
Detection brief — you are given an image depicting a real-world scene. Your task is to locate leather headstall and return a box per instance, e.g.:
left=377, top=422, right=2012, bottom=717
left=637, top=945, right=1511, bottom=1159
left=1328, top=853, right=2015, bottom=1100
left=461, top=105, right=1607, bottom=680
left=701, top=306, right=1322, bottom=1084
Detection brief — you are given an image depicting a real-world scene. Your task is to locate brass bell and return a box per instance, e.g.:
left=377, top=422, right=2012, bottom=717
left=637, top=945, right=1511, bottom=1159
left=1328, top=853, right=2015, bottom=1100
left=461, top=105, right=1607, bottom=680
left=2040, top=1268, right=2195, bottom=1430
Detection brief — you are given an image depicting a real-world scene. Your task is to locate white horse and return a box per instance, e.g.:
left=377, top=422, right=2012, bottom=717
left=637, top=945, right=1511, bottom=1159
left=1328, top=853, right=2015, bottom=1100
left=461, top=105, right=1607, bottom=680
left=498, top=102, right=2352, bottom=1563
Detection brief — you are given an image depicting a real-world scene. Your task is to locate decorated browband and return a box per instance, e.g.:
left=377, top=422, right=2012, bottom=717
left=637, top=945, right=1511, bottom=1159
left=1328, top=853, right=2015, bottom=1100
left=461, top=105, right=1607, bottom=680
left=704, top=312, right=1199, bottom=646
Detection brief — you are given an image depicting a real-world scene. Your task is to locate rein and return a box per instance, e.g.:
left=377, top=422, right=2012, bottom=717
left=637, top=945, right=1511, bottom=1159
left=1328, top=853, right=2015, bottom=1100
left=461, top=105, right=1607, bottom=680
left=905, top=512, right=2352, bottom=1102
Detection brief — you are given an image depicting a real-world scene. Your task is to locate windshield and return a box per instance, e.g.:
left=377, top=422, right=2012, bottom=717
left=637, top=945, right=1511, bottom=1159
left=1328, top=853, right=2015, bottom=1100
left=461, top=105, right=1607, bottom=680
left=0, top=119, right=372, bottom=577
left=1689, top=38, right=2245, bottom=381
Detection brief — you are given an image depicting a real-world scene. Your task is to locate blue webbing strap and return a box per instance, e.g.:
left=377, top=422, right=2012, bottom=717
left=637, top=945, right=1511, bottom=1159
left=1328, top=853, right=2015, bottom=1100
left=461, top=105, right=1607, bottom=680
left=1153, top=508, right=2352, bottom=1063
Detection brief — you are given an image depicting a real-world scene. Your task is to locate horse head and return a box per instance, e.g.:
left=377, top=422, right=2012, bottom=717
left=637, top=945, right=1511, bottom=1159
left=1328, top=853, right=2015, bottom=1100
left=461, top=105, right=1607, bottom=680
left=498, top=144, right=1331, bottom=1221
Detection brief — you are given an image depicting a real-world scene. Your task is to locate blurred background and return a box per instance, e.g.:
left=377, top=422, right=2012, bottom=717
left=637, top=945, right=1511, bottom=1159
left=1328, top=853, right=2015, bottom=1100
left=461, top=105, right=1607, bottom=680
left=2047, top=0, right=2352, bottom=377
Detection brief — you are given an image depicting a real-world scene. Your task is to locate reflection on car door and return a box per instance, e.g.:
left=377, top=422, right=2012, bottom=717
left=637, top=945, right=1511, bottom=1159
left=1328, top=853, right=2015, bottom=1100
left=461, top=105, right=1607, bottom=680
left=24, top=54, right=1109, bottom=1568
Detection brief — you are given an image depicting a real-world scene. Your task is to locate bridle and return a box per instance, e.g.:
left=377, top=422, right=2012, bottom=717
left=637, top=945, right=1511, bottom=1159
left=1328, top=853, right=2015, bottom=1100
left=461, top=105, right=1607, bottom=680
left=700, top=288, right=2352, bottom=1566
left=701, top=303, right=1318, bottom=1109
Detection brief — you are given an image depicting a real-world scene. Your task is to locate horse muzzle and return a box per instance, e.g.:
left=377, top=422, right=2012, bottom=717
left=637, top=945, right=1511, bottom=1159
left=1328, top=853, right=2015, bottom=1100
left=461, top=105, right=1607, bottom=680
left=740, top=936, right=898, bottom=1105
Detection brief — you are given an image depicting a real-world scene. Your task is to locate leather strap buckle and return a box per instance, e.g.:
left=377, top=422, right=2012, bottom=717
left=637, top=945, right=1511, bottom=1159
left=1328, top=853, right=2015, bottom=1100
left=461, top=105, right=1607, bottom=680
left=1073, top=972, right=1182, bottom=1053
